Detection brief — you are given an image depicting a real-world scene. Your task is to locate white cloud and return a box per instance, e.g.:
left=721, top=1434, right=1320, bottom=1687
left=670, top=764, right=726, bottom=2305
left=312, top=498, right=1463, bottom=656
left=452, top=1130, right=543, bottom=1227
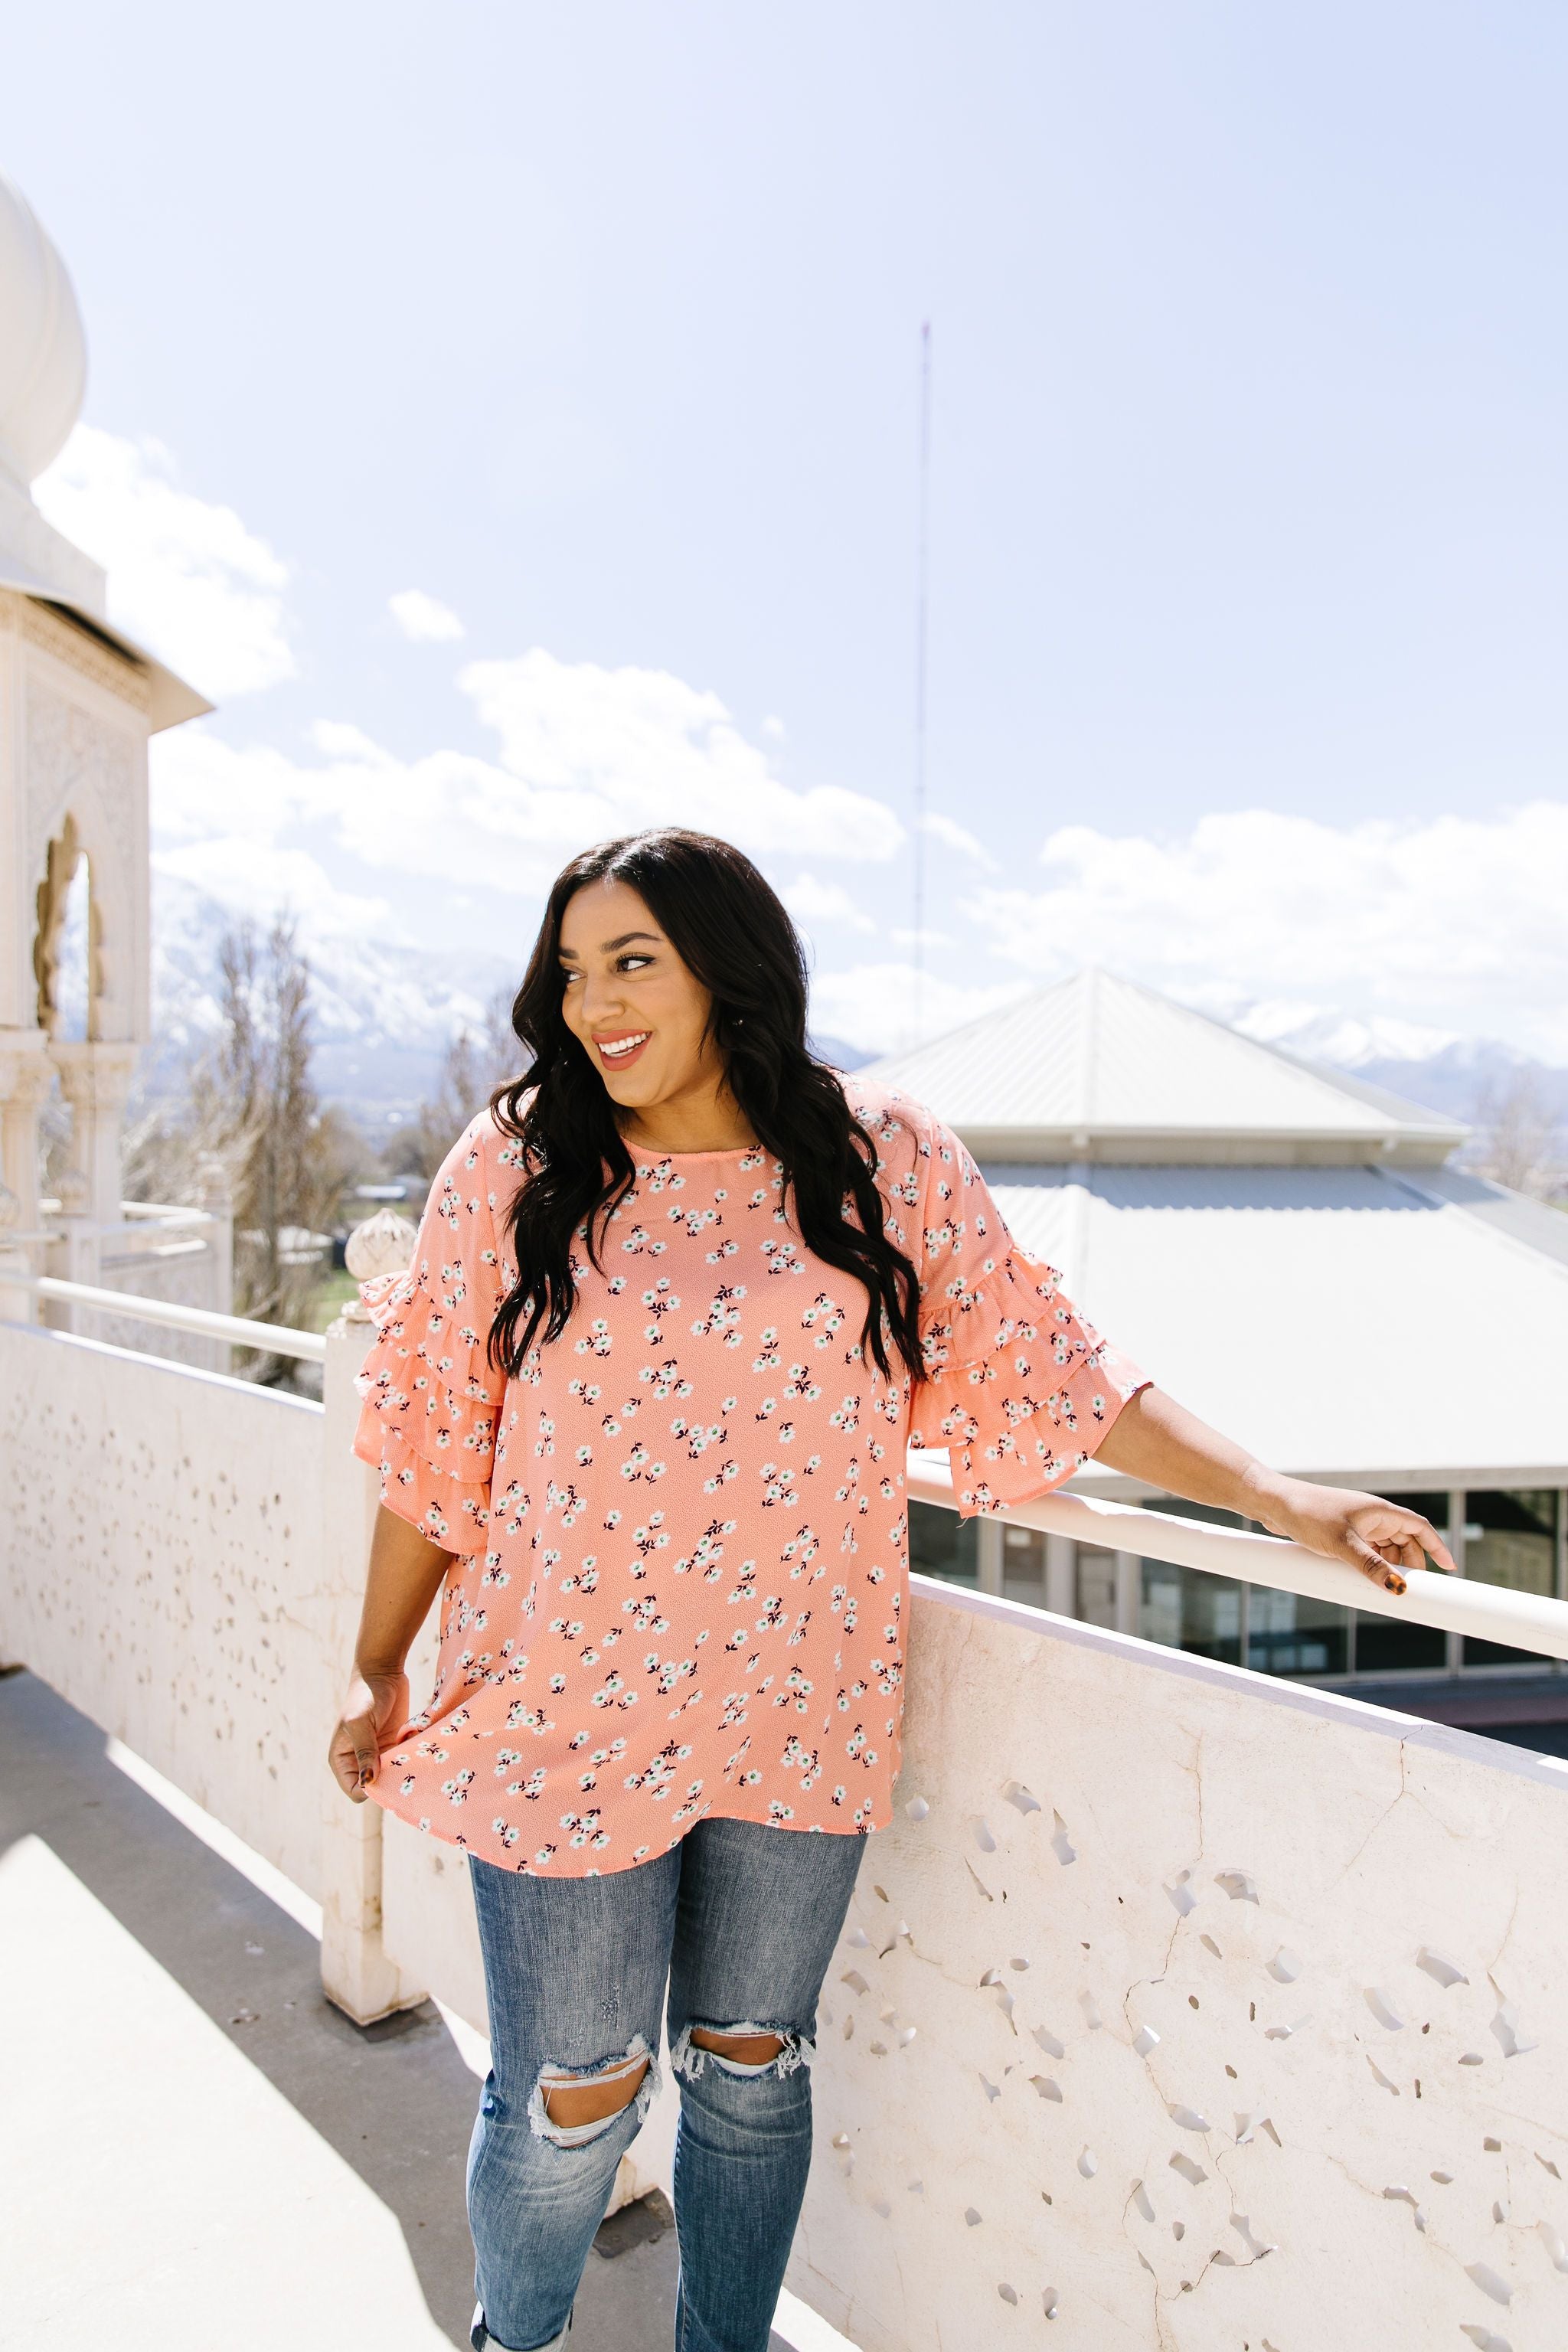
left=152, top=836, right=395, bottom=939
left=782, top=874, right=876, bottom=933
left=33, top=424, right=293, bottom=697
left=389, top=588, right=465, bottom=642
left=890, top=924, right=955, bottom=951
left=150, top=731, right=318, bottom=848
left=148, top=649, right=904, bottom=942
left=43, top=423, right=1561, bottom=1089
left=917, top=810, right=996, bottom=871
left=808, top=961, right=1027, bottom=1058
left=460, top=650, right=903, bottom=861
left=969, top=802, right=1568, bottom=1060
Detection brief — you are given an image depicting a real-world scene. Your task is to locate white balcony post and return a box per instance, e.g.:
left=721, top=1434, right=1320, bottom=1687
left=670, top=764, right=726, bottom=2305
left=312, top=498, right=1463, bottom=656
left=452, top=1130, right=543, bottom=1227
left=1044, top=1532, right=1076, bottom=1617
left=194, top=1152, right=234, bottom=1318
left=1114, top=1547, right=1142, bottom=1635
left=975, top=1518, right=1004, bottom=1595
left=191, top=1152, right=234, bottom=1376
left=1446, top=1485, right=1466, bottom=1676
left=317, top=1209, right=426, bottom=2026
left=44, top=1166, right=96, bottom=1330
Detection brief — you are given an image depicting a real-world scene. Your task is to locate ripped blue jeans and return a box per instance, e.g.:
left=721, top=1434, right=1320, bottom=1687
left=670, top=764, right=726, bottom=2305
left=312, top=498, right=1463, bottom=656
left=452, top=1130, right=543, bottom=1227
left=466, top=1815, right=867, bottom=2352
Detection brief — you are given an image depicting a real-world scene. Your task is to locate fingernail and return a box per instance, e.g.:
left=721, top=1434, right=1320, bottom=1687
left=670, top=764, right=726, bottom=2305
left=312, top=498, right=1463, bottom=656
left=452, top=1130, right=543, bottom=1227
left=1385, top=1573, right=1405, bottom=1594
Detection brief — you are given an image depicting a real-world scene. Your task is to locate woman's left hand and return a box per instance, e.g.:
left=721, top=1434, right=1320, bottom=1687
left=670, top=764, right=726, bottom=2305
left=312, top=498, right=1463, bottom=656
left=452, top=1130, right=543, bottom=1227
left=1247, top=1476, right=1459, bottom=1596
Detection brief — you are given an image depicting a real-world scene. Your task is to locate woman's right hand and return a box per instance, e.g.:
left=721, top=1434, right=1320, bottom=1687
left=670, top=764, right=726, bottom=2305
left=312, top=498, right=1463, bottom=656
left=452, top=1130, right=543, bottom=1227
left=328, top=1670, right=410, bottom=1802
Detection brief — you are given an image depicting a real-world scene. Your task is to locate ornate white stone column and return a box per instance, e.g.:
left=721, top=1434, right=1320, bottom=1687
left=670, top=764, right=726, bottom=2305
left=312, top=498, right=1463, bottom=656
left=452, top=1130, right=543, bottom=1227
left=51, top=1038, right=139, bottom=1233
left=0, top=1033, right=52, bottom=1238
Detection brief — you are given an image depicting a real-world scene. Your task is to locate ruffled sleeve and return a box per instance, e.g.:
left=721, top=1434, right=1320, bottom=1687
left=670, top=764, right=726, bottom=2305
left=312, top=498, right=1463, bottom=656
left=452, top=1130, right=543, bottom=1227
left=906, top=1110, right=1152, bottom=1517
left=351, top=1113, right=511, bottom=1550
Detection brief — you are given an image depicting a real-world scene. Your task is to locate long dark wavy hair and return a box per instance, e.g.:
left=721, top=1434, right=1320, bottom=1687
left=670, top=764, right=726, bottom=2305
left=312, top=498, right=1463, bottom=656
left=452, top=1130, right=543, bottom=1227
left=485, top=828, right=925, bottom=1387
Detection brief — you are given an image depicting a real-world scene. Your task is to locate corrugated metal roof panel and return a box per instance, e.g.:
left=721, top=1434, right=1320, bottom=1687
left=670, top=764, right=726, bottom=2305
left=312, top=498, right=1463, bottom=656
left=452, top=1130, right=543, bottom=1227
left=982, top=1162, right=1566, bottom=1485
left=865, top=970, right=1465, bottom=1155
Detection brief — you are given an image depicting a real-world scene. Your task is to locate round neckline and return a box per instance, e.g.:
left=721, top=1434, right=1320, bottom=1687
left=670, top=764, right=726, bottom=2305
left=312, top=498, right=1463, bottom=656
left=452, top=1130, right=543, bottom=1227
left=630, top=1141, right=768, bottom=1162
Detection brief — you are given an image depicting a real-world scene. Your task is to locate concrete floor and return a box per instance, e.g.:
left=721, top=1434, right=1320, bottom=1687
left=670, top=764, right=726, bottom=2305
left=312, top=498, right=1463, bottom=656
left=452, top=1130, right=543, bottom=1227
left=0, top=1669, right=780, bottom=2352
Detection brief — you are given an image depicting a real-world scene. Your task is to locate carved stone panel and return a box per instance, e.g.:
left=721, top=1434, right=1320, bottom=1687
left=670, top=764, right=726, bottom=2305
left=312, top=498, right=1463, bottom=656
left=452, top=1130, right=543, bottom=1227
left=24, top=675, right=142, bottom=883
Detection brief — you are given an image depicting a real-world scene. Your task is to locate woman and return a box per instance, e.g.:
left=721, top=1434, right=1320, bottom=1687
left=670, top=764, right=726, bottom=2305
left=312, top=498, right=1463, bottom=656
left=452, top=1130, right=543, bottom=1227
left=328, top=827, right=1453, bottom=2352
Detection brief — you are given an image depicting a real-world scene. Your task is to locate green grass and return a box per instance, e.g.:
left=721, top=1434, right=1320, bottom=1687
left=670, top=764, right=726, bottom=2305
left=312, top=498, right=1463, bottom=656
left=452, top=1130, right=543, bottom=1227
left=307, top=1268, right=362, bottom=1332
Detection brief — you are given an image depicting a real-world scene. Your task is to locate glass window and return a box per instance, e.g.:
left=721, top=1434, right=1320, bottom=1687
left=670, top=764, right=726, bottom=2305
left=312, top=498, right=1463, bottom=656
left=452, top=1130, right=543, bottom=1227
left=1001, top=1521, right=1046, bottom=1607
left=1139, top=1560, right=1243, bottom=1664
left=1246, top=1586, right=1348, bottom=1678
left=1136, top=1494, right=1243, bottom=1665
left=1462, top=1489, right=1560, bottom=1669
left=1354, top=1490, right=1450, bottom=1675
left=909, top=1498, right=978, bottom=1586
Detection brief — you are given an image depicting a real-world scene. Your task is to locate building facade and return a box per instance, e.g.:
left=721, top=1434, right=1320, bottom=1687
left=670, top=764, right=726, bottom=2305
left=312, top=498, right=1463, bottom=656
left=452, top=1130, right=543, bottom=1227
left=867, top=969, right=1568, bottom=1741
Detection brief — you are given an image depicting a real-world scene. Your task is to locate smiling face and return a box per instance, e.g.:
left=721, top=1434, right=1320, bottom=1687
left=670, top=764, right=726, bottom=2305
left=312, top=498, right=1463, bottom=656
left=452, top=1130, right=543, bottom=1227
left=557, top=875, right=736, bottom=1136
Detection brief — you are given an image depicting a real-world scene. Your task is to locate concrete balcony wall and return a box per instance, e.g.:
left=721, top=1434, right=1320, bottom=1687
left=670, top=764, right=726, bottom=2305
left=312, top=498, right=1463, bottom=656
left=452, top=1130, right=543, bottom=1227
left=0, top=1320, right=325, bottom=1896
left=789, top=1579, right=1568, bottom=2350
left=5, top=1310, right=1568, bottom=2346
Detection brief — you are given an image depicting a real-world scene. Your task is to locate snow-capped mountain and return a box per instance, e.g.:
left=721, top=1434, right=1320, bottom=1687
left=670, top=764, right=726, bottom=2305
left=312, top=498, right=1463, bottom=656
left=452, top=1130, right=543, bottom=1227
left=149, top=875, right=870, bottom=1122
left=1224, top=999, right=1567, bottom=1130
left=149, top=873, right=519, bottom=1121
left=146, top=877, right=1560, bottom=1140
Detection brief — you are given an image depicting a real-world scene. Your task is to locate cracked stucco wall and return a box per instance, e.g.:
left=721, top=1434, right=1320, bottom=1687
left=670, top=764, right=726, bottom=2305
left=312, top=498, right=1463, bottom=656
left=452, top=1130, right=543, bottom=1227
left=789, top=1584, right=1568, bottom=2352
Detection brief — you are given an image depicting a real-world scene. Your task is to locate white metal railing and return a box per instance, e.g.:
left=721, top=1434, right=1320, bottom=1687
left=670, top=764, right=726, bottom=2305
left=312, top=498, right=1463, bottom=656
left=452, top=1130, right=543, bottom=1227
left=3, top=1272, right=1563, bottom=1653
left=904, top=1448, right=1568, bottom=1663
left=119, top=1201, right=213, bottom=1226
left=35, top=1201, right=217, bottom=1241
left=1, top=1272, right=325, bottom=1364
left=99, top=1239, right=209, bottom=1266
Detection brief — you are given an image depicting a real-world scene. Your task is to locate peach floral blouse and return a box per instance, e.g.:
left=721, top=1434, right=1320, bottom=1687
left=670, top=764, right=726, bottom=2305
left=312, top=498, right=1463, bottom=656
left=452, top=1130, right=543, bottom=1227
left=352, top=1078, right=1149, bottom=1876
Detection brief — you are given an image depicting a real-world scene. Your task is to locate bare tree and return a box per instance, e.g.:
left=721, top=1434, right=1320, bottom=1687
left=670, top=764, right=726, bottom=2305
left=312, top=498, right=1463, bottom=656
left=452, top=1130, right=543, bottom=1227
left=1468, top=1069, right=1564, bottom=1201
left=390, top=982, right=524, bottom=1185
left=128, top=913, right=362, bottom=1383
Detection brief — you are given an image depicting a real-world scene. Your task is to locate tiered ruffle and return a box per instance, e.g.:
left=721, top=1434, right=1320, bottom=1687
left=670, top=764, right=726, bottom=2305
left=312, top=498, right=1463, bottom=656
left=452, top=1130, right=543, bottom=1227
left=911, top=1246, right=1150, bottom=1514
left=351, top=1263, right=505, bottom=1548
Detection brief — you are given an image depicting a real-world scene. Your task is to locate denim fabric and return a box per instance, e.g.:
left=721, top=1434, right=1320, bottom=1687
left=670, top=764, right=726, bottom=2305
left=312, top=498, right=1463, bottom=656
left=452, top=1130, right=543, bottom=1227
left=466, top=1818, right=867, bottom=2352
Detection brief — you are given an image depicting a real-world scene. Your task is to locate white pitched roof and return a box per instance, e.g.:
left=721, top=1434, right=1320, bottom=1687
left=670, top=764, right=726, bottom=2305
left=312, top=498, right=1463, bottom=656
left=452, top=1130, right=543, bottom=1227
left=863, top=969, right=1465, bottom=1165
left=988, top=1161, right=1568, bottom=1489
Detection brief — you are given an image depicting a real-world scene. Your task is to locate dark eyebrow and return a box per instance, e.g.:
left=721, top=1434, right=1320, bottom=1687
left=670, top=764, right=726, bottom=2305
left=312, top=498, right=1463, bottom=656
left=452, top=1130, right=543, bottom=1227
left=558, top=929, right=662, bottom=960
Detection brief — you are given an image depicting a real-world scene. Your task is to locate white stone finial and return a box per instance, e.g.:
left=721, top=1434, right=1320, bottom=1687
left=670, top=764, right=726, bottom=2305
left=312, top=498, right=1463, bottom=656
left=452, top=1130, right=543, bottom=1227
left=0, top=173, right=87, bottom=488
left=345, top=1207, right=417, bottom=1284
left=341, top=1207, right=417, bottom=1325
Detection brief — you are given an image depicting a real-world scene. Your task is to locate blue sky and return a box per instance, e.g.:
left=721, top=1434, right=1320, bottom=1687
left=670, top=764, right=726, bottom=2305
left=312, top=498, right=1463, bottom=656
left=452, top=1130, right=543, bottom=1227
left=7, top=3, right=1566, bottom=1055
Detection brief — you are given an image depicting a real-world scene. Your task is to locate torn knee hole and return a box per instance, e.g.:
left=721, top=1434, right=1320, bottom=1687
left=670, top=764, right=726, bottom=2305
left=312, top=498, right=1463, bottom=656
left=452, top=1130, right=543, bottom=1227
left=541, top=2056, right=648, bottom=2127
left=672, top=2020, right=813, bottom=2080
left=528, top=2041, right=656, bottom=2144
left=689, top=2028, right=785, bottom=2066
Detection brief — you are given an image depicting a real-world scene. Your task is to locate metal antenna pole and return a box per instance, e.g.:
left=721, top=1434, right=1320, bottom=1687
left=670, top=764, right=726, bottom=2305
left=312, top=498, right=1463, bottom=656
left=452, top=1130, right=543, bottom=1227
left=912, top=320, right=932, bottom=1044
